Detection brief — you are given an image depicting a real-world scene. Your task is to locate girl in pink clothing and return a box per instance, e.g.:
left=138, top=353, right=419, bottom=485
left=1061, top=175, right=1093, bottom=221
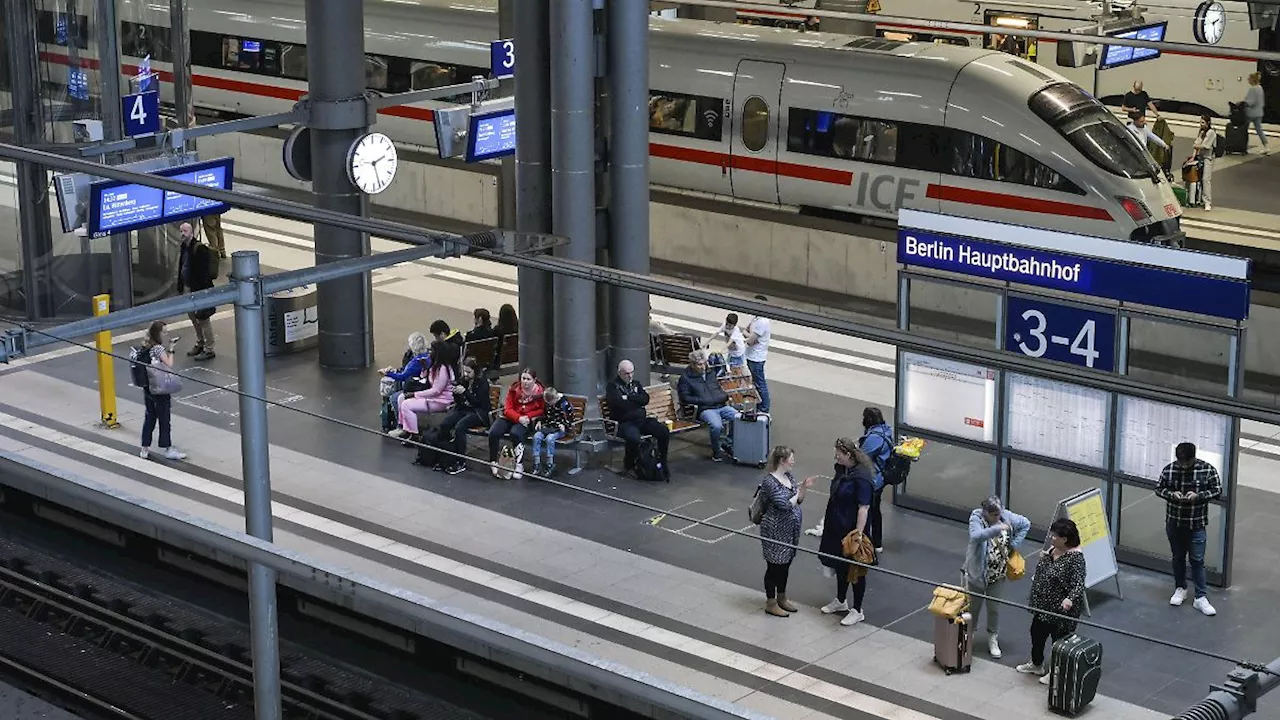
left=397, top=341, right=461, bottom=437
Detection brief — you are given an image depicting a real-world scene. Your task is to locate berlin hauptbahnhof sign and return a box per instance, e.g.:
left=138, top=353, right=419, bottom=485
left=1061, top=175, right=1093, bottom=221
left=88, top=157, right=235, bottom=238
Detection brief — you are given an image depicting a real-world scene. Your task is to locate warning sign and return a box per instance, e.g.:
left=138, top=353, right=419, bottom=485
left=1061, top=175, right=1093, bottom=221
left=867, top=0, right=881, bottom=13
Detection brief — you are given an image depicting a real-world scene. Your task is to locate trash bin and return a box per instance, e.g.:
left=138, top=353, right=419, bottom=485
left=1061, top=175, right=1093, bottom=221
left=263, top=285, right=318, bottom=357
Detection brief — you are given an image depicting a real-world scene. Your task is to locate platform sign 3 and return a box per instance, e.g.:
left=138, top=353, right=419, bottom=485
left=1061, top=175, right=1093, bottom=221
left=122, top=91, right=160, bottom=137
left=490, top=39, right=515, bottom=79
left=1004, top=296, right=1116, bottom=372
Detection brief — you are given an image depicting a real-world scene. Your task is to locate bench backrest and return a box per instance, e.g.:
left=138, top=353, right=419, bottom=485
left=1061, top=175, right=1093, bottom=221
left=561, top=395, right=589, bottom=443
left=498, top=334, right=519, bottom=366
left=488, top=383, right=504, bottom=420
left=464, top=336, right=499, bottom=368
left=656, top=334, right=700, bottom=366
left=597, top=383, right=675, bottom=425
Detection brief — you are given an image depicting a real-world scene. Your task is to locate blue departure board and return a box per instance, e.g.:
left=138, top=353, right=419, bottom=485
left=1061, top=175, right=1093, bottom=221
left=465, top=110, right=517, bottom=162
left=88, top=158, right=235, bottom=237
left=1100, top=23, right=1166, bottom=70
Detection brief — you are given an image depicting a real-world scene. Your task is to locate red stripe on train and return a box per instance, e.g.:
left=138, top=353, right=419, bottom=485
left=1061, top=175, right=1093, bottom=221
left=926, top=184, right=1113, bottom=221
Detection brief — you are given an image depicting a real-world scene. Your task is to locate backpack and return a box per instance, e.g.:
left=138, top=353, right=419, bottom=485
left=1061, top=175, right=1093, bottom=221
left=129, top=345, right=153, bottom=388
left=748, top=483, right=766, bottom=524
left=1213, top=133, right=1226, bottom=159
left=413, top=426, right=445, bottom=468
left=882, top=450, right=912, bottom=487
left=634, top=436, right=667, bottom=482
left=380, top=397, right=397, bottom=432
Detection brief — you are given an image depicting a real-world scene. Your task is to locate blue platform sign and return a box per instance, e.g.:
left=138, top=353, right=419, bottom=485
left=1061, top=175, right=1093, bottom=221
left=490, top=39, right=515, bottom=79
left=466, top=109, right=517, bottom=162
left=1005, top=296, right=1116, bottom=372
left=122, top=91, right=161, bottom=137
left=87, top=157, right=235, bottom=237
left=67, top=67, right=89, bottom=101
left=136, top=55, right=156, bottom=93
left=897, top=226, right=1251, bottom=321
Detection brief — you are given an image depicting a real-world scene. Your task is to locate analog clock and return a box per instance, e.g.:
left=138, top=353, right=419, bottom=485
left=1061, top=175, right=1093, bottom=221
left=346, top=132, right=398, bottom=195
left=1193, top=1, right=1226, bottom=45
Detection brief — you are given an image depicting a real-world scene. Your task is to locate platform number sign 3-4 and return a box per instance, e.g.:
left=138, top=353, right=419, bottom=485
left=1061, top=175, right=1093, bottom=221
left=490, top=39, right=515, bottom=79
left=122, top=91, right=160, bottom=137
left=1004, top=296, right=1116, bottom=372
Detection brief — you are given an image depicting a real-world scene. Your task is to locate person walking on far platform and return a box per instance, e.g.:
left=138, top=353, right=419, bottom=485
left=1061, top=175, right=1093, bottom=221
left=757, top=446, right=815, bottom=617
left=745, top=296, right=772, bottom=413
left=1156, top=442, right=1222, bottom=616
left=1243, top=73, right=1270, bottom=154
left=177, top=222, right=217, bottom=361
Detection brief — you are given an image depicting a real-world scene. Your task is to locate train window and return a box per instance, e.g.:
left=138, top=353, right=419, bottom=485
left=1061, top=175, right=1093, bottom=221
left=787, top=108, right=902, bottom=165
left=1030, top=84, right=1155, bottom=179
left=740, top=97, right=770, bottom=152
left=121, top=22, right=171, bottom=62
left=365, top=55, right=390, bottom=92
left=280, top=44, right=307, bottom=81
left=190, top=30, right=224, bottom=70
left=649, top=91, right=724, bottom=141
left=36, top=12, right=90, bottom=50
left=948, top=130, right=1083, bottom=193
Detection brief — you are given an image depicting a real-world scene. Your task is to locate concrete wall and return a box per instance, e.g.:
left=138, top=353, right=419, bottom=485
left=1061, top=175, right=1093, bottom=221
left=203, top=129, right=1280, bottom=389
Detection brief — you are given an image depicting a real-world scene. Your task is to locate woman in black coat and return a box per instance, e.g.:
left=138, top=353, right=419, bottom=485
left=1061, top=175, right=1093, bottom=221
left=817, top=437, right=875, bottom=627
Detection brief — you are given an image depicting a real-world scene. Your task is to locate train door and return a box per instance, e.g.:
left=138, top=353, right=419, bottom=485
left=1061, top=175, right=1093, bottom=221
left=1262, top=26, right=1280, bottom=123
left=730, top=60, right=785, bottom=204
left=983, top=11, right=1039, bottom=63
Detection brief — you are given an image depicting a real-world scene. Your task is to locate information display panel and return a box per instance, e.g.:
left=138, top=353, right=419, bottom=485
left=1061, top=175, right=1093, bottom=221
left=1100, top=23, right=1167, bottom=70
left=900, top=352, right=996, bottom=443
left=1006, top=373, right=1110, bottom=469
left=465, top=110, right=517, bottom=163
left=88, top=157, right=234, bottom=237
left=1117, top=396, right=1230, bottom=481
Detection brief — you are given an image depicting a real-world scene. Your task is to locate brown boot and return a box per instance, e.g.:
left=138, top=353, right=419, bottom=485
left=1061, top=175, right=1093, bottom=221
left=776, top=594, right=798, bottom=613
left=765, top=598, right=790, bottom=617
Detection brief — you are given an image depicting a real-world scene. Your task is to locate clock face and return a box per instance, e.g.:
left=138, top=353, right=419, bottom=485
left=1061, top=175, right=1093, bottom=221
left=1195, top=1, right=1226, bottom=45
left=347, top=132, right=398, bottom=194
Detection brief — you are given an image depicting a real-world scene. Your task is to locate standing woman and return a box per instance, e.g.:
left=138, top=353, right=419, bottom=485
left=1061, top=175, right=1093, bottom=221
left=859, top=407, right=893, bottom=552
left=1243, top=73, right=1270, bottom=154
left=818, top=438, right=876, bottom=626
left=1192, top=115, right=1218, bottom=211
left=1016, top=518, right=1087, bottom=685
left=139, top=320, right=187, bottom=461
left=759, top=446, right=815, bottom=617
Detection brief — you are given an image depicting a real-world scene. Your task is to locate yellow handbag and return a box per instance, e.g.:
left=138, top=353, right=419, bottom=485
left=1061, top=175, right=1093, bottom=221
left=928, top=586, right=969, bottom=619
left=1006, top=550, right=1026, bottom=581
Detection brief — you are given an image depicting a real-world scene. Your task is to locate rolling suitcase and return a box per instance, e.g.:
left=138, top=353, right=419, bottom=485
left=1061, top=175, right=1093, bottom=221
left=932, top=614, right=974, bottom=675
left=1224, top=122, right=1250, bottom=154
left=1048, top=634, right=1102, bottom=717
left=730, top=413, right=770, bottom=468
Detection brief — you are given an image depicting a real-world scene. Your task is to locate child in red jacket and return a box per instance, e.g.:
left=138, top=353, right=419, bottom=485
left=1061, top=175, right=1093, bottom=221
left=487, top=368, right=545, bottom=477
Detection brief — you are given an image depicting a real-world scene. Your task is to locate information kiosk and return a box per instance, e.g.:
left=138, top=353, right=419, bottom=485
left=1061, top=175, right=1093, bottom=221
left=892, top=209, right=1247, bottom=587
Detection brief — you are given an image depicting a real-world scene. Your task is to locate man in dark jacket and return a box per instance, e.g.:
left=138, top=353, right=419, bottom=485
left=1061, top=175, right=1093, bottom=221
left=677, top=350, right=739, bottom=461
left=606, top=359, right=670, bottom=478
left=430, top=319, right=466, bottom=351
left=177, top=222, right=217, bottom=360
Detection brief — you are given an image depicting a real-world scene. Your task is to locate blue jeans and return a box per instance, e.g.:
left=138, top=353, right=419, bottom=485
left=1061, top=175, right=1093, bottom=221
left=699, top=406, right=740, bottom=452
left=747, top=359, right=770, bottom=413
left=532, top=429, right=564, bottom=463
left=1167, top=522, right=1208, bottom=599
left=1250, top=117, right=1269, bottom=148
left=728, top=355, right=745, bottom=369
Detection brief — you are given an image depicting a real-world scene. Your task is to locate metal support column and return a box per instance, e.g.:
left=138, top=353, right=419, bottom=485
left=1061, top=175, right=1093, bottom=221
left=497, top=0, right=517, bottom=230
left=304, top=0, right=374, bottom=370
left=231, top=251, right=283, bottom=720
left=4, top=0, right=55, bottom=320
left=607, top=0, right=652, bottom=384
left=514, top=0, right=555, bottom=378
left=96, top=0, right=134, bottom=311
left=551, top=0, right=598, bottom=396
left=816, top=0, right=875, bottom=35
left=170, top=0, right=193, bottom=146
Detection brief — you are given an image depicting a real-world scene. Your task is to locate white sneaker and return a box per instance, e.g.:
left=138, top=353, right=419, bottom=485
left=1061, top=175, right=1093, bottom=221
left=820, top=599, right=849, bottom=614
left=1194, top=597, right=1218, bottom=616
left=162, top=447, right=187, bottom=461
left=139, top=448, right=150, bottom=459
left=1039, top=672, right=1051, bottom=685
left=988, top=635, right=1002, bottom=659
left=1170, top=587, right=1188, bottom=606
left=839, top=609, right=864, bottom=626
left=1204, top=203, right=1212, bottom=211
left=513, top=462, right=524, bottom=481
left=1015, top=662, right=1044, bottom=675
left=874, top=547, right=885, bottom=554
left=804, top=523, right=824, bottom=537
left=387, top=428, right=408, bottom=439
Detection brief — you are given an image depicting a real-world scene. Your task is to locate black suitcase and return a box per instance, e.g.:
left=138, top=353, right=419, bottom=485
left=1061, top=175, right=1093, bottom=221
left=1048, top=634, right=1102, bottom=717
left=1228, top=101, right=1247, bottom=126
left=1224, top=122, right=1250, bottom=154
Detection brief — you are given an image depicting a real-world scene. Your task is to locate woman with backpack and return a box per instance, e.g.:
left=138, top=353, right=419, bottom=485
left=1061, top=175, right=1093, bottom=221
left=817, top=437, right=876, bottom=627
left=859, top=407, right=893, bottom=553
left=138, top=320, right=187, bottom=461
left=1191, top=115, right=1218, bottom=211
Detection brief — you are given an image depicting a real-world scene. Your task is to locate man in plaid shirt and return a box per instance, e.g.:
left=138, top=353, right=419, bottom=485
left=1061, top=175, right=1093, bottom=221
left=1155, top=442, right=1222, bottom=616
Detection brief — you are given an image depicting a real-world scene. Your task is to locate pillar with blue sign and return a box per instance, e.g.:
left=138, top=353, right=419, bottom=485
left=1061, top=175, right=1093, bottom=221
left=892, top=209, right=1249, bottom=588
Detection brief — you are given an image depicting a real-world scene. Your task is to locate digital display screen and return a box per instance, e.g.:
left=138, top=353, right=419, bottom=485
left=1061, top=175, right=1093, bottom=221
left=88, top=157, right=235, bottom=237
left=241, top=40, right=261, bottom=53
left=1100, top=23, right=1166, bottom=70
left=465, top=110, right=517, bottom=162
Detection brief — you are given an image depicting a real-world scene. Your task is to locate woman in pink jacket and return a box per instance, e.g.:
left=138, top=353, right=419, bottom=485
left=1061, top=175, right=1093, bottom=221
left=397, top=341, right=460, bottom=438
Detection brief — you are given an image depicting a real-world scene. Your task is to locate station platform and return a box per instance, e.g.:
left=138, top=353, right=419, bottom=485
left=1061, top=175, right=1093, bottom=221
left=3, top=210, right=1280, bottom=719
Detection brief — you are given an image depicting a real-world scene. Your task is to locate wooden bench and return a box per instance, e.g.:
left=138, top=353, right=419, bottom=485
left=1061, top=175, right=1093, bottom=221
left=597, top=383, right=701, bottom=469
left=653, top=333, right=700, bottom=378
left=462, top=336, right=500, bottom=372
left=464, top=386, right=590, bottom=475
left=497, top=333, right=519, bottom=371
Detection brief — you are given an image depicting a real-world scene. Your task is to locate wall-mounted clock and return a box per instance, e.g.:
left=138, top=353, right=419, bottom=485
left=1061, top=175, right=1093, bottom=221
left=346, top=132, right=398, bottom=195
left=1193, top=1, right=1226, bottom=45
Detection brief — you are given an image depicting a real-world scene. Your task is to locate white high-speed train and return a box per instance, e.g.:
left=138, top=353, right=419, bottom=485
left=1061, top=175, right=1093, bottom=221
left=33, top=0, right=1183, bottom=243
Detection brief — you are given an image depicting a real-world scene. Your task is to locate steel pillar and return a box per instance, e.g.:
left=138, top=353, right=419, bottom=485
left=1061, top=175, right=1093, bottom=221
left=816, top=0, right=875, bottom=35
left=304, top=0, right=374, bottom=370
left=550, top=0, right=598, bottom=396
left=170, top=0, right=193, bottom=145
left=4, top=0, right=55, bottom=320
left=514, top=0, right=555, bottom=378
left=231, top=251, right=283, bottom=720
left=607, top=0, right=652, bottom=384
left=96, top=0, right=134, bottom=311
left=497, top=0, right=517, bottom=230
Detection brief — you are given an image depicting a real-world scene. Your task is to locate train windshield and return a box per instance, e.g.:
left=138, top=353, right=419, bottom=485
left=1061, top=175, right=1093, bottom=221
left=1029, top=84, right=1156, bottom=180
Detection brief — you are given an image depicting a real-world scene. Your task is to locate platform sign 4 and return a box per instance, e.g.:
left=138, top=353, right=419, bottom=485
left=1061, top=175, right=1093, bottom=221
left=490, top=39, right=515, bottom=79
left=1004, top=296, right=1116, bottom=372
left=122, top=91, right=160, bottom=137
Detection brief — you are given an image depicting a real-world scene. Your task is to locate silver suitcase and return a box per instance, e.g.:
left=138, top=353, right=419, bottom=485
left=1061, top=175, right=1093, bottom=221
left=730, top=413, right=770, bottom=468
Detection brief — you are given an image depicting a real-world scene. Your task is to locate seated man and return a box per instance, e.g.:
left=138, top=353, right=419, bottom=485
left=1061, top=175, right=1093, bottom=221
left=677, top=349, right=739, bottom=462
left=429, top=319, right=466, bottom=351
left=605, top=360, right=670, bottom=480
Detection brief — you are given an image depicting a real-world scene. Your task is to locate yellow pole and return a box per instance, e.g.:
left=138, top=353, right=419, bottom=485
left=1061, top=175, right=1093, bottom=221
left=93, top=294, right=120, bottom=429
